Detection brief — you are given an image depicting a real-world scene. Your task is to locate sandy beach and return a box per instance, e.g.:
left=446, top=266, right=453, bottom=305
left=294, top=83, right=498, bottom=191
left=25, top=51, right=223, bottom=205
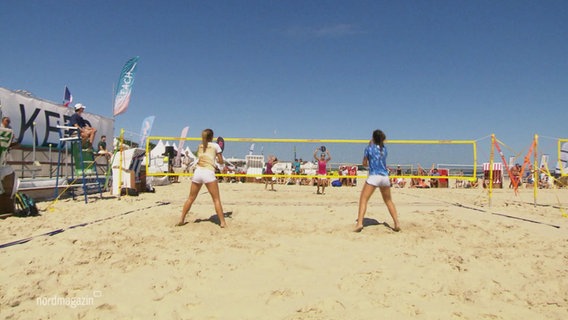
left=1, top=180, right=567, bottom=319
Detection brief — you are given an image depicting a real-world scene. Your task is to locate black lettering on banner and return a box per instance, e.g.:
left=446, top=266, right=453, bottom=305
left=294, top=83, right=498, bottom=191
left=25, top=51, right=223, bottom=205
left=17, top=104, right=41, bottom=145
left=43, top=111, right=63, bottom=147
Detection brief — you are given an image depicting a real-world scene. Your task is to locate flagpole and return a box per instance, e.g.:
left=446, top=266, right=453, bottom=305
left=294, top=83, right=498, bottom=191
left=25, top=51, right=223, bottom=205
left=112, top=81, right=115, bottom=142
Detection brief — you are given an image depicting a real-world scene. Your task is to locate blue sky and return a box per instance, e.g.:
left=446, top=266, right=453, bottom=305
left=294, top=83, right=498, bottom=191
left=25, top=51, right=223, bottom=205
left=1, top=0, right=566, bottom=163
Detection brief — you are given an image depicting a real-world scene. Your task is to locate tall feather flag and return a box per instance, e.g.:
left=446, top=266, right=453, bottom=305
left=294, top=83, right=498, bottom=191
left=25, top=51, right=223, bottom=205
left=175, top=126, right=190, bottom=164
left=63, top=86, right=73, bottom=107
left=113, top=56, right=140, bottom=116
left=139, top=115, right=155, bottom=147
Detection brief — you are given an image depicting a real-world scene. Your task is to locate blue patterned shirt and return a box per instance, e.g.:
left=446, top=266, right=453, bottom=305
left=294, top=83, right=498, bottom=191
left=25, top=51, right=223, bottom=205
left=364, top=144, right=389, bottom=176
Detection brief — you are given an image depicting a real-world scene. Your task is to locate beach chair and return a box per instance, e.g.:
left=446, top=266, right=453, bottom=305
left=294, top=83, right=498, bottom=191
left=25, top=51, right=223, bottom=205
left=245, top=155, right=264, bottom=183
left=111, top=148, right=146, bottom=195
left=437, top=168, right=449, bottom=188
left=483, top=163, right=503, bottom=188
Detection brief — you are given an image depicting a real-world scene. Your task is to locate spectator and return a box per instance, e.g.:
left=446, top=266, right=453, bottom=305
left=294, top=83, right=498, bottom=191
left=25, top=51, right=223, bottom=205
left=97, top=135, right=112, bottom=160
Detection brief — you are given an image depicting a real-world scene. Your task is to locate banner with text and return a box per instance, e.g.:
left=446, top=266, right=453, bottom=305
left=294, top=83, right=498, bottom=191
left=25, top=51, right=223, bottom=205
left=113, top=56, right=140, bottom=116
left=0, top=87, right=114, bottom=150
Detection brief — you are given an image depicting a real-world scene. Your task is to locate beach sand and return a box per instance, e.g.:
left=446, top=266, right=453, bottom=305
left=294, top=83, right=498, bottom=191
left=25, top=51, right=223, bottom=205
left=1, top=180, right=567, bottom=319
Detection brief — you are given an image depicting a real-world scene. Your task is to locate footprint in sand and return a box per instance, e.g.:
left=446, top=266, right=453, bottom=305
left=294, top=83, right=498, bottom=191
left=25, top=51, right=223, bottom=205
left=265, top=288, right=304, bottom=305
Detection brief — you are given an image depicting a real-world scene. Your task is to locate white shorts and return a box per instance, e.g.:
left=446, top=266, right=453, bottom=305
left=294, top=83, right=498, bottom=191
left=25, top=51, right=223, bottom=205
left=366, top=175, right=391, bottom=187
left=192, top=167, right=217, bottom=184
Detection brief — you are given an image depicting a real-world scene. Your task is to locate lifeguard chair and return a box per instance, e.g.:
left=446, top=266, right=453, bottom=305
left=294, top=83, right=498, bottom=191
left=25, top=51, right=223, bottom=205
left=483, top=163, right=503, bottom=188
left=55, top=125, right=102, bottom=203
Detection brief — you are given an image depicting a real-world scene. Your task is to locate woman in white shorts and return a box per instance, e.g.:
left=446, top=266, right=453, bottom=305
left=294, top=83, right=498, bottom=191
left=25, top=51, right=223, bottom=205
left=177, top=128, right=227, bottom=228
left=354, top=129, right=400, bottom=232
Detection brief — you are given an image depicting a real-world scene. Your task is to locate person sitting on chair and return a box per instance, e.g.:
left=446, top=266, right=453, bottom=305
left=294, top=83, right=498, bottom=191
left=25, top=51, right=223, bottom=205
left=97, top=135, right=112, bottom=160
left=430, top=168, right=440, bottom=188
left=69, top=104, right=97, bottom=149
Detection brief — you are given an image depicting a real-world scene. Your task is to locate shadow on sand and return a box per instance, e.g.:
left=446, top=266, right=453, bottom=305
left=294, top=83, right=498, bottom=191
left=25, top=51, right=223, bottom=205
left=193, top=212, right=233, bottom=226
left=361, top=218, right=398, bottom=231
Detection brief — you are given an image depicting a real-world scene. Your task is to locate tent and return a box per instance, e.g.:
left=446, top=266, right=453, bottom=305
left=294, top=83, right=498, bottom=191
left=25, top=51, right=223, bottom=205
left=149, top=140, right=167, bottom=172
left=183, top=146, right=196, bottom=161
left=150, top=140, right=165, bottom=159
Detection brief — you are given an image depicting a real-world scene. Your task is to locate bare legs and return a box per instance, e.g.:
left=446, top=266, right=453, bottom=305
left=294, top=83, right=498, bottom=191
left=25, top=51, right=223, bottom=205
left=177, top=180, right=226, bottom=228
left=379, top=186, right=400, bottom=232
left=354, top=183, right=400, bottom=232
left=177, top=182, right=201, bottom=226
left=316, top=178, right=327, bottom=194
left=265, top=177, right=275, bottom=191
left=81, top=127, right=97, bottom=146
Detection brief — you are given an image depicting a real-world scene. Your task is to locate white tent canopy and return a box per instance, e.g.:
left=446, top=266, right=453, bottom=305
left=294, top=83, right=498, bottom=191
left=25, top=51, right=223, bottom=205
left=148, top=140, right=168, bottom=172
left=150, top=140, right=165, bottom=159
left=184, top=146, right=196, bottom=160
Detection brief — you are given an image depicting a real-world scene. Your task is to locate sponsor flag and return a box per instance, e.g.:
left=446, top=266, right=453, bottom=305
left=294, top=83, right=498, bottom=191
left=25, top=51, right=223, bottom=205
left=113, top=56, right=140, bottom=116
left=63, top=86, right=73, bottom=107
left=175, top=126, right=190, bottom=164
left=139, top=115, right=155, bottom=147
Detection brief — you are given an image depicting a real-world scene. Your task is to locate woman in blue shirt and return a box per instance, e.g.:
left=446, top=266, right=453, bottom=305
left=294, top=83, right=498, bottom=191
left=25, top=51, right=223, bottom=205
left=354, top=129, right=400, bottom=232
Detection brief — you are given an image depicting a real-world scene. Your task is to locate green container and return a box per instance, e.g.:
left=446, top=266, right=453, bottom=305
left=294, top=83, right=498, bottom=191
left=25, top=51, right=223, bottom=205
left=71, top=143, right=96, bottom=176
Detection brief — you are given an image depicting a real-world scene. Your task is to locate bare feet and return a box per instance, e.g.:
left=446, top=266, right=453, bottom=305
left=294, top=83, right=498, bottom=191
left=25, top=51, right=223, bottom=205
left=353, top=225, right=364, bottom=232
left=392, top=226, right=401, bottom=232
left=176, top=221, right=186, bottom=226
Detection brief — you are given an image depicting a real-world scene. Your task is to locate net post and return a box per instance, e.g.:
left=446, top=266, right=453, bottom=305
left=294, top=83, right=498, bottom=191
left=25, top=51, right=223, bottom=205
left=118, top=128, right=124, bottom=200
left=145, top=134, right=150, bottom=181
left=489, top=134, right=495, bottom=208
left=533, top=134, right=538, bottom=207
left=473, top=140, right=478, bottom=182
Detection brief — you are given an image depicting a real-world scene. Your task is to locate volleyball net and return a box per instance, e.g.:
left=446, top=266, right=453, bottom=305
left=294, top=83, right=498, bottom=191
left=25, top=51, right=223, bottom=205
left=143, top=136, right=478, bottom=182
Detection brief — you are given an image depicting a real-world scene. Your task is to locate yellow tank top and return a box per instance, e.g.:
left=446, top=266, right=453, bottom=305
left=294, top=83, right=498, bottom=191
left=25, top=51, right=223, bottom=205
left=196, top=142, right=221, bottom=171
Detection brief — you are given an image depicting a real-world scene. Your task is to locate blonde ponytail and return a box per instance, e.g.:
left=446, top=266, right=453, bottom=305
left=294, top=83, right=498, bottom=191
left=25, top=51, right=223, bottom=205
left=202, top=128, right=214, bottom=151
